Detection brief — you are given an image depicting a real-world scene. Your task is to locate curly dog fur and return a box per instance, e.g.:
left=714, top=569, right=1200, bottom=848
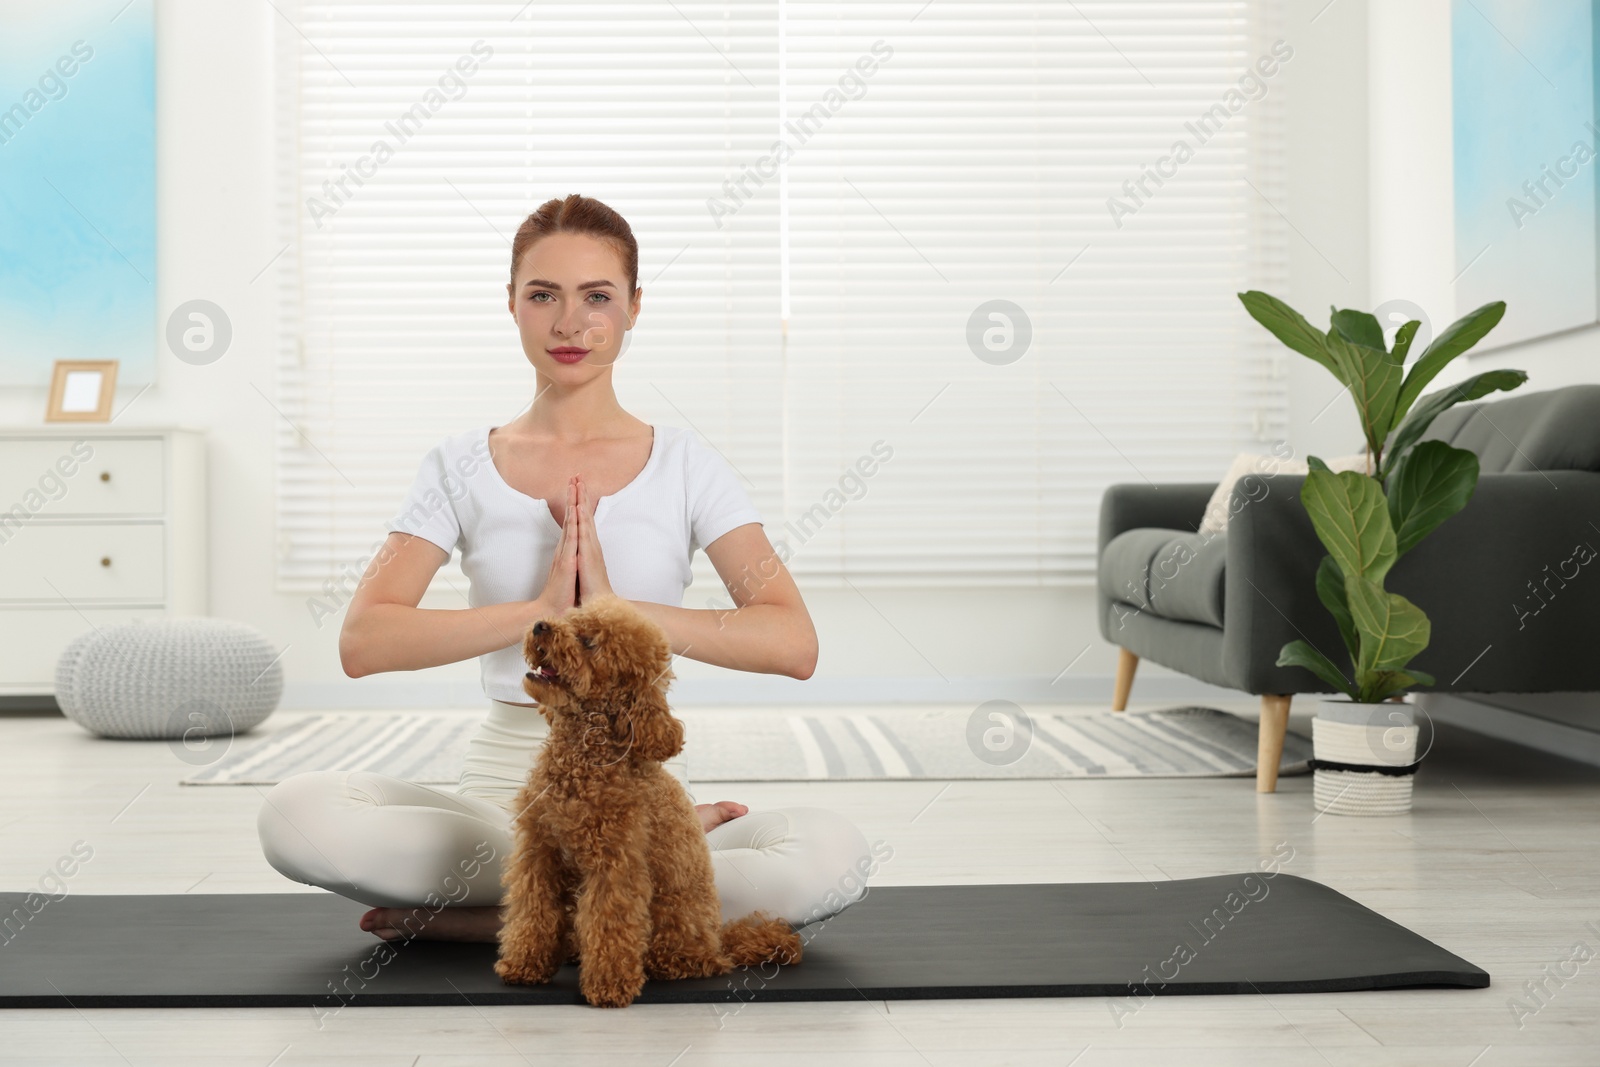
left=493, top=594, right=802, bottom=1007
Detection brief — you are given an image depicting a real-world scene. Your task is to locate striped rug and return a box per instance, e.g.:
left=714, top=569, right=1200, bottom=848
left=179, top=706, right=1310, bottom=785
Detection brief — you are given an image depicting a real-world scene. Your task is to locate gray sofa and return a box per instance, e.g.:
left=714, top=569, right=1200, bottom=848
left=1097, top=383, right=1600, bottom=792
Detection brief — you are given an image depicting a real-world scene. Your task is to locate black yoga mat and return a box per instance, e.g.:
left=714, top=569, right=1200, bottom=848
left=0, top=873, right=1486, bottom=1007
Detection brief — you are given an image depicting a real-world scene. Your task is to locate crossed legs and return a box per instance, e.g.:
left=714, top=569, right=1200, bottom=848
left=256, top=768, right=876, bottom=941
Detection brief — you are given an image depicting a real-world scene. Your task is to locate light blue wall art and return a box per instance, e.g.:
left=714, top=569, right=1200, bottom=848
left=0, top=1, right=155, bottom=387
left=1453, top=0, right=1600, bottom=349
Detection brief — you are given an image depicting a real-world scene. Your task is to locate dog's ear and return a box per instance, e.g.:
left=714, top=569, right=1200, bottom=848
left=623, top=684, right=683, bottom=763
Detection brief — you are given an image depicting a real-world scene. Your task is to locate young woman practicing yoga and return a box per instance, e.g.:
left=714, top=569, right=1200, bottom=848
left=256, top=194, right=874, bottom=942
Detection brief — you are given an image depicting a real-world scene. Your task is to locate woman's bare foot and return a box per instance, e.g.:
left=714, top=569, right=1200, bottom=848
left=357, top=803, right=747, bottom=941
left=359, top=904, right=503, bottom=942
left=697, top=800, right=747, bottom=833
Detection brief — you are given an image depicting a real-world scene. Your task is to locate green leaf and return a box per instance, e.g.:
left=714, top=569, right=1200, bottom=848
left=1300, top=468, right=1398, bottom=584
left=1324, top=331, right=1404, bottom=453
left=1392, top=301, right=1507, bottom=427
left=1315, top=555, right=1359, bottom=664
left=1387, top=441, right=1480, bottom=555
left=1347, top=575, right=1431, bottom=675
left=1238, top=292, right=1342, bottom=378
left=1381, top=369, right=1530, bottom=478
left=1277, top=640, right=1358, bottom=698
left=1307, top=455, right=1331, bottom=472
left=1360, top=670, right=1427, bottom=703
left=1330, top=308, right=1386, bottom=351
left=1390, top=320, right=1421, bottom=365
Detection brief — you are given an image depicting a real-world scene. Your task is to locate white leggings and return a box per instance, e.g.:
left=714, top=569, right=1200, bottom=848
left=256, top=699, right=876, bottom=928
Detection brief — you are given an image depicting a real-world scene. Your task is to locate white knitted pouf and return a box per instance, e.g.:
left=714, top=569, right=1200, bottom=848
left=54, top=617, right=283, bottom=740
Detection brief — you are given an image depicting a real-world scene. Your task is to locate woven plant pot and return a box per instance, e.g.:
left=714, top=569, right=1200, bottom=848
left=1310, top=699, right=1419, bottom=816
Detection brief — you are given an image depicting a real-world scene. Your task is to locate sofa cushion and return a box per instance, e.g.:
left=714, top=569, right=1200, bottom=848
left=1198, top=451, right=1369, bottom=535
left=1420, top=384, right=1600, bottom=474
left=1098, top=528, right=1227, bottom=629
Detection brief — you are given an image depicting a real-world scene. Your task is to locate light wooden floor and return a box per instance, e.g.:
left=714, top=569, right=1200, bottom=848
left=2, top=700, right=1598, bottom=1066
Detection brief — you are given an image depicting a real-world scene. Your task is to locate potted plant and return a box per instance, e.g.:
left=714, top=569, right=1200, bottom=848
left=1236, top=292, right=1527, bottom=814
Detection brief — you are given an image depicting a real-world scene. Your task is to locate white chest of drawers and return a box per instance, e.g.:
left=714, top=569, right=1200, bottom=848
left=0, top=427, right=207, bottom=705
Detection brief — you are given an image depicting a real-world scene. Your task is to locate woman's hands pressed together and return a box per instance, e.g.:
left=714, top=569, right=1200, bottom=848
left=572, top=474, right=614, bottom=605
left=532, top=477, right=580, bottom=619
left=528, top=472, right=617, bottom=616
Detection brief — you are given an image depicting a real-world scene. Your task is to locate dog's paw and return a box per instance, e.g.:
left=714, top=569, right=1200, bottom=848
left=647, top=953, right=730, bottom=981
left=580, top=970, right=646, bottom=1008
left=494, top=954, right=557, bottom=986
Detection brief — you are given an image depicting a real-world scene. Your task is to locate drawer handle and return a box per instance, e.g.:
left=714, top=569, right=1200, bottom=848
left=100, top=557, right=111, bottom=568
left=100, top=471, right=111, bottom=482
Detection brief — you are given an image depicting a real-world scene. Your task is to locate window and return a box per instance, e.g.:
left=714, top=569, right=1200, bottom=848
left=274, top=1, right=1288, bottom=594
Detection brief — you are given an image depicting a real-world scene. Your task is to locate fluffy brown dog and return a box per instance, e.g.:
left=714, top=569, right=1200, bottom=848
left=494, top=594, right=802, bottom=1007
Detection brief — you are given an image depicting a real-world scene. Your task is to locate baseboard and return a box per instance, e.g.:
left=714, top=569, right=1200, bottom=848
left=0, top=694, right=59, bottom=715
left=277, top=673, right=1249, bottom=710
left=1417, top=693, right=1600, bottom=769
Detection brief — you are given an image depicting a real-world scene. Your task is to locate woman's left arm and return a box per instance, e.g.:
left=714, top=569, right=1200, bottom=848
left=629, top=522, right=819, bottom=680
left=571, top=476, right=817, bottom=679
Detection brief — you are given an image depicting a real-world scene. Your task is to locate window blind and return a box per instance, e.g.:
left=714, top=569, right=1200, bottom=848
left=274, top=0, right=1288, bottom=596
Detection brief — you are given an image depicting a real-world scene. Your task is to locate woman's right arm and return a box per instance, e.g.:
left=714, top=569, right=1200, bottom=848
left=341, top=482, right=581, bottom=677
left=337, top=532, right=540, bottom=677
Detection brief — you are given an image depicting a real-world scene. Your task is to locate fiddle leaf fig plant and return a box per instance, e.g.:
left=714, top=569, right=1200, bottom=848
left=1236, top=292, right=1528, bottom=703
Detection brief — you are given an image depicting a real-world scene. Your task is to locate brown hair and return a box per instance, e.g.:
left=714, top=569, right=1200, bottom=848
left=509, top=194, right=639, bottom=297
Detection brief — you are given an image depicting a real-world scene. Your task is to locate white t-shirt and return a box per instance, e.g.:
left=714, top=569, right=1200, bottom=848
left=385, top=423, right=763, bottom=703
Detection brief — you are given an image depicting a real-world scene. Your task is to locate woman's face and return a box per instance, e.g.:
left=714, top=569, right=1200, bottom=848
left=506, top=231, right=641, bottom=380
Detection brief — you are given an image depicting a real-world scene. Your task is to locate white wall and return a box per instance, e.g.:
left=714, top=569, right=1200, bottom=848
left=1281, top=0, right=1371, bottom=462
left=1367, top=0, right=1456, bottom=358
left=0, top=0, right=1372, bottom=710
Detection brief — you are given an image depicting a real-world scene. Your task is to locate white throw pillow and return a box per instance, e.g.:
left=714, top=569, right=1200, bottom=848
left=1198, top=451, right=1370, bottom=536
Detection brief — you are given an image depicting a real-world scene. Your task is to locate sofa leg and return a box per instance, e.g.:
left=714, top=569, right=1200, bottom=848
left=1256, top=694, right=1292, bottom=793
left=1112, top=649, right=1139, bottom=712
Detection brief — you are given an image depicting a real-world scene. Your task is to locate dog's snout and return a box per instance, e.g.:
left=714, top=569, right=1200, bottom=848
left=532, top=621, right=550, bottom=636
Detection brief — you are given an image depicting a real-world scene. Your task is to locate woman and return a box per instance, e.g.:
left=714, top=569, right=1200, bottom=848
left=256, top=194, right=874, bottom=943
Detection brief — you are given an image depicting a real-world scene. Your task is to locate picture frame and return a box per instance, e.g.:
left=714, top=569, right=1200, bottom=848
left=45, top=359, right=119, bottom=422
